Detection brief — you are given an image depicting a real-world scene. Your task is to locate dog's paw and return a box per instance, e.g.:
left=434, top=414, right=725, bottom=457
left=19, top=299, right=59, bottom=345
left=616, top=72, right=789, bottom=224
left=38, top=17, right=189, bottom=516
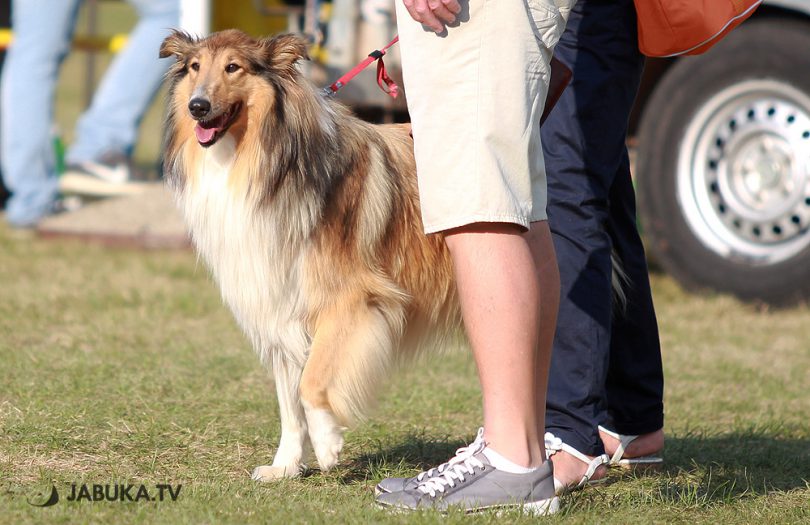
left=312, top=431, right=344, bottom=472
left=251, top=464, right=302, bottom=481
left=304, top=405, right=345, bottom=471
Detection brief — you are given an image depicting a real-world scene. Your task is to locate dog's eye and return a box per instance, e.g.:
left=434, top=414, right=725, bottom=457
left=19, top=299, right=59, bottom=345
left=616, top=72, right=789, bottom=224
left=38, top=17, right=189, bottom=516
left=190, top=62, right=200, bottom=72
left=225, top=63, right=241, bottom=74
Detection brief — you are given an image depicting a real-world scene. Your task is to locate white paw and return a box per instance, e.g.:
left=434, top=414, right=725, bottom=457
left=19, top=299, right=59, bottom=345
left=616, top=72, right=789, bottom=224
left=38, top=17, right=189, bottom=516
left=251, top=464, right=302, bottom=481
left=312, top=431, right=344, bottom=471
left=304, top=405, right=345, bottom=471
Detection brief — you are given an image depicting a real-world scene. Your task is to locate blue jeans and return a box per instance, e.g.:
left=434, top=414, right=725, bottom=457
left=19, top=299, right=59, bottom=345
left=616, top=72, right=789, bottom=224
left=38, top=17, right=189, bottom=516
left=0, top=0, right=178, bottom=226
left=543, top=0, right=664, bottom=455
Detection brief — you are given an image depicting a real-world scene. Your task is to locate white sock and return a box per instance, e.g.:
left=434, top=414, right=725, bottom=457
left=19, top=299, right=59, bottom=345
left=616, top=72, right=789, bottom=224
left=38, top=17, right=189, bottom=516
left=482, top=446, right=540, bottom=474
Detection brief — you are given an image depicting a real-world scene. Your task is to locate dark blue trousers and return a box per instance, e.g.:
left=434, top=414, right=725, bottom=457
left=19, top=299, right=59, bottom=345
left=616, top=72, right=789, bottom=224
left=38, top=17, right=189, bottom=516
left=543, top=0, right=664, bottom=455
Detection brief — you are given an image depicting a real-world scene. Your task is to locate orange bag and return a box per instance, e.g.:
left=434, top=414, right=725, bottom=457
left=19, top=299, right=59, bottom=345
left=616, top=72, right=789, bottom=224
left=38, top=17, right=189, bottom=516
left=635, top=0, right=763, bottom=57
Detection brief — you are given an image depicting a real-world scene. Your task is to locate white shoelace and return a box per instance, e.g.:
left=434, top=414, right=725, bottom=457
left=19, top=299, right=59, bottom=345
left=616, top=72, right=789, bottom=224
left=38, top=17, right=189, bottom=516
left=414, top=463, right=449, bottom=483
left=416, top=429, right=487, bottom=497
left=412, top=428, right=486, bottom=483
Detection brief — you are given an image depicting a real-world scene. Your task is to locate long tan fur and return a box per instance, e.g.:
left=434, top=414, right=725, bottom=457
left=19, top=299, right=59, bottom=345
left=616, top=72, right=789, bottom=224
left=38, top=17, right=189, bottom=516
left=160, top=29, right=462, bottom=479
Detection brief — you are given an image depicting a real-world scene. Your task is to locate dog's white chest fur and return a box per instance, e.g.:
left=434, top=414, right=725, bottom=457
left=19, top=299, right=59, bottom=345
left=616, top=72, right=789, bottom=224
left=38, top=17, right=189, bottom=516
left=178, top=135, right=309, bottom=365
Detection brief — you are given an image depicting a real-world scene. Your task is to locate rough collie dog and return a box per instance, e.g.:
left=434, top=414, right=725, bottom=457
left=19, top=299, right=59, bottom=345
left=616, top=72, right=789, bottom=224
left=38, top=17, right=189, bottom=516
left=159, top=29, right=462, bottom=480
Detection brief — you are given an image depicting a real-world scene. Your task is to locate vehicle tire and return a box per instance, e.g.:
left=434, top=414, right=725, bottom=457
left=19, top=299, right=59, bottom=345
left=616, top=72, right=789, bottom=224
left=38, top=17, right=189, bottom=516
left=637, top=17, right=810, bottom=305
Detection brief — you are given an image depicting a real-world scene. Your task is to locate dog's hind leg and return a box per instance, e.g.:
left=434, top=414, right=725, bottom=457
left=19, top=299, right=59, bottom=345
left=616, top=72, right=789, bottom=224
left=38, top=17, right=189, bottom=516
left=252, top=356, right=309, bottom=481
left=300, top=299, right=401, bottom=472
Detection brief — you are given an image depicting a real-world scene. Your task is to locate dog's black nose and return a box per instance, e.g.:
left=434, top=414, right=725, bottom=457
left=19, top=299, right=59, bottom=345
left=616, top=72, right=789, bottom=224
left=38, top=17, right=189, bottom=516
left=188, top=98, right=211, bottom=119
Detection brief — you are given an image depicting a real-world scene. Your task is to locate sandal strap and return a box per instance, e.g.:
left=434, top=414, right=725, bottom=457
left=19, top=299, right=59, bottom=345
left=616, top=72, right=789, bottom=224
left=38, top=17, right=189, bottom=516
left=598, top=425, right=639, bottom=464
left=545, top=432, right=610, bottom=489
left=576, top=453, right=610, bottom=489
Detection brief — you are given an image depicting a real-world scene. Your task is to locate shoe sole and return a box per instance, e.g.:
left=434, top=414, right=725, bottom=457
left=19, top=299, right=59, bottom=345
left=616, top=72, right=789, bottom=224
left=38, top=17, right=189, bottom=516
left=59, top=173, right=151, bottom=197
left=554, top=475, right=610, bottom=497
left=612, top=457, right=664, bottom=472
left=516, top=496, right=560, bottom=516
left=376, top=495, right=560, bottom=516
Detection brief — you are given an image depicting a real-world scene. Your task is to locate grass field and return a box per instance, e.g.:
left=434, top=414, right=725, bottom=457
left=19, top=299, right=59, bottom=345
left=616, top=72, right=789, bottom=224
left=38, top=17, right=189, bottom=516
left=1, top=5, right=809, bottom=524
left=1, top=222, right=809, bottom=524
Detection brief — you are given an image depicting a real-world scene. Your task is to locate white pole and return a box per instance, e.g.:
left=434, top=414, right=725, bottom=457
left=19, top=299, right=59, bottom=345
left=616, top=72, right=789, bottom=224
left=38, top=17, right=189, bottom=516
left=326, top=0, right=358, bottom=69
left=179, top=0, right=211, bottom=36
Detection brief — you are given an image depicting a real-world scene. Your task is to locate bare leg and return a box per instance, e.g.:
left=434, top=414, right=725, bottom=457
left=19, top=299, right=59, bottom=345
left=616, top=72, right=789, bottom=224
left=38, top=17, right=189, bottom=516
left=525, top=221, right=561, bottom=445
left=444, top=221, right=558, bottom=467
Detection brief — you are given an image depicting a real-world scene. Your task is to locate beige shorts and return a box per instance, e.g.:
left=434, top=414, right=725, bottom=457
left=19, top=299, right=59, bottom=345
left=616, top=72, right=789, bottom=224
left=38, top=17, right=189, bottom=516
left=395, top=0, right=572, bottom=233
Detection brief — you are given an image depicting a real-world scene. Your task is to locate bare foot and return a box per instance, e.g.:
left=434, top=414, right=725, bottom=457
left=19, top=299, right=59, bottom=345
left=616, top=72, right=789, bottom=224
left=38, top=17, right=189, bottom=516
left=599, top=428, right=664, bottom=459
left=548, top=448, right=608, bottom=489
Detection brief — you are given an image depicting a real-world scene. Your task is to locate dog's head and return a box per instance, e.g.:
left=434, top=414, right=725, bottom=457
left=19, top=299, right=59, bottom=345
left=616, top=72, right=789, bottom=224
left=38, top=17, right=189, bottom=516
left=160, top=29, right=309, bottom=148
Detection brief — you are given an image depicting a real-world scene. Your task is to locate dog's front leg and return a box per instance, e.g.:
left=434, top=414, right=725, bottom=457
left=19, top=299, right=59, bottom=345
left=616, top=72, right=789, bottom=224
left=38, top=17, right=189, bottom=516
left=300, top=301, right=398, bottom=472
left=252, top=357, right=309, bottom=481
left=299, top=312, right=347, bottom=473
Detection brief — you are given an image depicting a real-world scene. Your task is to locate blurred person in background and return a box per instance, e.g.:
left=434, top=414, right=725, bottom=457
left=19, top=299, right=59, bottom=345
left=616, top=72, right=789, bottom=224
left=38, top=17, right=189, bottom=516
left=0, top=0, right=178, bottom=228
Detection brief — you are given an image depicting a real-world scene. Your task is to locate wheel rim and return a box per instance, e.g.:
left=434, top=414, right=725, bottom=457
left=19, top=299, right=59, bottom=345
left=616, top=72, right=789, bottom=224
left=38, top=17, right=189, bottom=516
left=677, top=79, right=810, bottom=265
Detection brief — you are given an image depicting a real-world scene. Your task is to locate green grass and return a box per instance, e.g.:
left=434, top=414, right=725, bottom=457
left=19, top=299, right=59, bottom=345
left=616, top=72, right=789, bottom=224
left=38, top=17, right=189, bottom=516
left=4, top=8, right=810, bottom=520
left=0, top=224, right=809, bottom=524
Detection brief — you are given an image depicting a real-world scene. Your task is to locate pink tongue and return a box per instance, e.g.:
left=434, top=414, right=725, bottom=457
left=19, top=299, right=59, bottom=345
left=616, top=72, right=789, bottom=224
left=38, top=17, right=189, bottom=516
left=195, top=123, right=217, bottom=144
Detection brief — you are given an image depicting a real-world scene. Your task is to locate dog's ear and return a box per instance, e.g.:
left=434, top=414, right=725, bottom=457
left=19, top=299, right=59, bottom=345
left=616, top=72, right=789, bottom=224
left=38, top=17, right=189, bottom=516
left=160, top=30, right=196, bottom=61
left=259, top=34, right=310, bottom=75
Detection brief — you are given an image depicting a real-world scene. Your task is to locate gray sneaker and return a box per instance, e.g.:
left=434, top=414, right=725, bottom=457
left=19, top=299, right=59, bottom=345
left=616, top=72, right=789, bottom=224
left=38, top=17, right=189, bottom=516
left=375, top=429, right=487, bottom=495
left=375, top=429, right=559, bottom=515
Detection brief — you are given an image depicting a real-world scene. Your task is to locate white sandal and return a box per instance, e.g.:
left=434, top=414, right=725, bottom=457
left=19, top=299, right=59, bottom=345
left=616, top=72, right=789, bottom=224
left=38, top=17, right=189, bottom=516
left=545, top=432, right=610, bottom=495
left=598, top=425, right=663, bottom=470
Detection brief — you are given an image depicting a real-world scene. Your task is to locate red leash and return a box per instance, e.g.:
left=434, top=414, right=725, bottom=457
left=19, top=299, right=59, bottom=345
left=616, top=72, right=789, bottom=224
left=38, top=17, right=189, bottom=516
left=324, top=35, right=400, bottom=99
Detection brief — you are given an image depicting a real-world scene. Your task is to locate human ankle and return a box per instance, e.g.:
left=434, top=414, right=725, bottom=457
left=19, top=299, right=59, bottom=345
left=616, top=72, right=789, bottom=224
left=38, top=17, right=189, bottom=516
left=549, top=449, right=607, bottom=485
left=482, top=445, right=540, bottom=473
left=483, top=430, right=545, bottom=468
